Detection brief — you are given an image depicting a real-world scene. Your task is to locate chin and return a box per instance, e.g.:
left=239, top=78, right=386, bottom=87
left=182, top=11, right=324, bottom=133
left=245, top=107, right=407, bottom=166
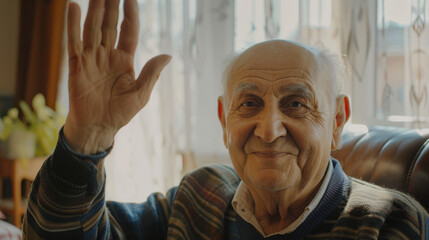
left=252, top=169, right=297, bottom=192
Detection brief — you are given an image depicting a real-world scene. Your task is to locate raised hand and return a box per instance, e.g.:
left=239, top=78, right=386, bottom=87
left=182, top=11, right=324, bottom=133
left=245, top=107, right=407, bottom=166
left=63, top=0, right=171, bottom=154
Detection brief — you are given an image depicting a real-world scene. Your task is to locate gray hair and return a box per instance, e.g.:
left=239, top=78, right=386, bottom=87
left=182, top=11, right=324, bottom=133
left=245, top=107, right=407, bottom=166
left=220, top=53, right=240, bottom=99
left=220, top=45, right=347, bottom=104
left=309, top=46, right=346, bottom=101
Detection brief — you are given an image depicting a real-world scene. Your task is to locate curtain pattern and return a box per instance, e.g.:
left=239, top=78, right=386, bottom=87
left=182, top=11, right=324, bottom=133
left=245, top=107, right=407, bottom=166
left=409, top=0, right=428, bottom=127
left=264, top=0, right=280, bottom=39
left=379, top=0, right=394, bottom=117
left=376, top=0, right=429, bottom=127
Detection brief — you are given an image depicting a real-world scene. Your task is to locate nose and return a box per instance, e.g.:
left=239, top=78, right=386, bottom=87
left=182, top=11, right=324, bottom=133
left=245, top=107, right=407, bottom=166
left=254, top=106, right=287, bottom=143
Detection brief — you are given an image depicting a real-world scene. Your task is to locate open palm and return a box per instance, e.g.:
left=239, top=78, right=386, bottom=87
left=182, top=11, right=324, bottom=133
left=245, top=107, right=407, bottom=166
left=64, top=0, right=171, bottom=154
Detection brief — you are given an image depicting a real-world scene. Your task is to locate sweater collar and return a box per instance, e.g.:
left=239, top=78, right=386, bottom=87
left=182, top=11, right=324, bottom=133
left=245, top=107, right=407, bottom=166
left=236, top=158, right=350, bottom=239
left=232, top=160, right=334, bottom=237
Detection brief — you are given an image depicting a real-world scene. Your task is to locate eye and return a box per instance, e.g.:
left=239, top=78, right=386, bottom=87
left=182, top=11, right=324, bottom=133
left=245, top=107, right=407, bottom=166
left=235, top=97, right=263, bottom=117
left=242, top=100, right=258, bottom=107
left=289, top=101, right=303, bottom=108
left=280, top=98, right=306, bottom=109
left=279, top=97, right=310, bottom=117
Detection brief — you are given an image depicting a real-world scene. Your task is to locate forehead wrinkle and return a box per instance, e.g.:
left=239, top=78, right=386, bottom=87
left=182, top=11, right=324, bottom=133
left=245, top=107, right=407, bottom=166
left=232, top=68, right=315, bottom=84
left=234, top=68, right=312, bottom=79
left=232, top=69, right=275, bottom=81
left=228, top=67, right=318, bottom=102
left=272, top=69, right=314, bottom=81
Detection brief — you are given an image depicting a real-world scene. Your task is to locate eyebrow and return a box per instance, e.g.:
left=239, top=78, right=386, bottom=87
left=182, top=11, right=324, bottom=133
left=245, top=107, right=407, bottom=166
left=232, top=81, right=315, bottom=99
left=277, top=84, right=314, bottom=99
left=233, top=82, right=262, bottom=95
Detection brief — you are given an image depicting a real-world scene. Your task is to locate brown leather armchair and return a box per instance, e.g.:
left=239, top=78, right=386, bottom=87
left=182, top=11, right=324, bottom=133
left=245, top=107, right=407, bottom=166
left=332, top=124, right=429, bottom=211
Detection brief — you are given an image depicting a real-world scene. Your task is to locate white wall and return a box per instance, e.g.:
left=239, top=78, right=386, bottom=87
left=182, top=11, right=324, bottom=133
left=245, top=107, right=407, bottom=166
left=0, top=0, right=20, bottom=96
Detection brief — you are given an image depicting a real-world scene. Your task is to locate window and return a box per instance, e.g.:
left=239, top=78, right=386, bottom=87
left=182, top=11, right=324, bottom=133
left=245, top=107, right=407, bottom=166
left=234, top=0, right=299, bottom=50
left=376, top=0, right=429, bottom=128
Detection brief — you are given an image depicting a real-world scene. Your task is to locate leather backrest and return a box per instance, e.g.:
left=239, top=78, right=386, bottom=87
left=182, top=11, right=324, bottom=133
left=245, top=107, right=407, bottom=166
left=331, top=124, right=429, bottom=211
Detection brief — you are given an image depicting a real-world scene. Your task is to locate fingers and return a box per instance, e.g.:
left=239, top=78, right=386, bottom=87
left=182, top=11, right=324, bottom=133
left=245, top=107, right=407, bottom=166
left=67, top=2, right=82, bottom=59
left=101, top=0, right=120, bottom=48
left=135, top=55, right=172, bottom=102
left=83, top=0, right=105, bottom=48
left=68, top=2, right=82, bottom=75
left=117, top=0, right=139, bottom=56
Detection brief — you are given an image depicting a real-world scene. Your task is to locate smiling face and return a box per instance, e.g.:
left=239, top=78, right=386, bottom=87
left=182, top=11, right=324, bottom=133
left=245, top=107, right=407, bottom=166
left=218, top=40, right=348, bottom=194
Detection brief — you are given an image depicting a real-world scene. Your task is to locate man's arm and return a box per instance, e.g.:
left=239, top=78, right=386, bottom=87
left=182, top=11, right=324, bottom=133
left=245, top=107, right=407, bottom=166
left=22, top=0, right=171, bottom=238
left=22, top=134, right=177, bottom=239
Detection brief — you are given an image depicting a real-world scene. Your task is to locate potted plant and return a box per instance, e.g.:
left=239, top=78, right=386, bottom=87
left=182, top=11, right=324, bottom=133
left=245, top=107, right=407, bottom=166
left=0, top=93, right=66, bottom=164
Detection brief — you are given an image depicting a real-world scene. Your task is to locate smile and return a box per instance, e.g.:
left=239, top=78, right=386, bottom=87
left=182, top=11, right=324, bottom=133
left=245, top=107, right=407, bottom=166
left=252, top=151, right=295, bottom=158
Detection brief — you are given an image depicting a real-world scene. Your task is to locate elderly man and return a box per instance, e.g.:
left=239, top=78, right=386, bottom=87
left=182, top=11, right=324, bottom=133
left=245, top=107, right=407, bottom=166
left=23, top=0, right=428, bottom=239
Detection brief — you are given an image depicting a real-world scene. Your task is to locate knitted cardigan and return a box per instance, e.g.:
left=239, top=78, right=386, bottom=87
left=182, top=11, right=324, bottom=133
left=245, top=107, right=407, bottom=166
left=23, top=138, right=429, bottom=239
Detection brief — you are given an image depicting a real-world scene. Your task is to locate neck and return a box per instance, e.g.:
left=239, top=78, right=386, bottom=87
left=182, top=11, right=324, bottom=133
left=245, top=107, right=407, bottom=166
left=252, top=182, right=322, bottom=235
left=249, top=165, right=329, bottom=235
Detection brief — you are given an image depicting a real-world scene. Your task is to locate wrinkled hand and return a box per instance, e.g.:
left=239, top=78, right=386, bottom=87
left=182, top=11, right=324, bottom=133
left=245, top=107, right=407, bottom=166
left=64, top=0, right=171, bottom=154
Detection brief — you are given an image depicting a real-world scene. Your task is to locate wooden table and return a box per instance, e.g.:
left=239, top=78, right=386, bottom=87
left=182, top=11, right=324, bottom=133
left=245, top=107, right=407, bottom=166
left=0, top=157, right=45, bottom=228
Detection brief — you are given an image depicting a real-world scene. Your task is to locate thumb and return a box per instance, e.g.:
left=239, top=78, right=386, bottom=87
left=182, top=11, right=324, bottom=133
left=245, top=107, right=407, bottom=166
left=135, top=54, right=172, bottom=103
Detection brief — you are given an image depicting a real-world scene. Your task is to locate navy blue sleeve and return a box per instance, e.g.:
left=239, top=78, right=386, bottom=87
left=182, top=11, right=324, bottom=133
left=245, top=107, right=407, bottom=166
left=107, top=187, right=178, bottom=239
left=23, top=129, right=177, bottom=239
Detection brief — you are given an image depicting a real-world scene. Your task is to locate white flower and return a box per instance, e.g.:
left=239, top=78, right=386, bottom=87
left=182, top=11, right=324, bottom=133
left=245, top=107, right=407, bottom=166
left=0, top=93, right=66, bottom=156
left=7, top=108, right=19, bottom=119
left=36, top=107, right=51, bottom=121
left=32, top=93, right=46, bottom=110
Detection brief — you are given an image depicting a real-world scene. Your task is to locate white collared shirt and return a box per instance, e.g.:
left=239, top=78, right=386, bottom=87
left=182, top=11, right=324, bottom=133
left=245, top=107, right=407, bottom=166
left=231, top=160, right=333, bottom=237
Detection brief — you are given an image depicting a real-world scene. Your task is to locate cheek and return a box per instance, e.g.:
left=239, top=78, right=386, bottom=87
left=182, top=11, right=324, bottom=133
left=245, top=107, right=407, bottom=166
left=225, top=117, right=254, bottom=150
left=286, top=120, right=331, bottom=186
left=225, top=117, right=255, bottom=173
left=287, top=118, right=332, bottom=160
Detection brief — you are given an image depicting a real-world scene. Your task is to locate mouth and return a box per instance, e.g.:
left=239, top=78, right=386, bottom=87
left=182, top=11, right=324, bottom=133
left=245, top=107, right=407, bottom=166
left=252, top=151, right=296, bottom=158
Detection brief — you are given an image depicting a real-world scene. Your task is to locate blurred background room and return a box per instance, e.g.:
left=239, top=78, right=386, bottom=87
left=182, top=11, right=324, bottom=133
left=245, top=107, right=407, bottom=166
left=0, top=0, right=429, bottom=232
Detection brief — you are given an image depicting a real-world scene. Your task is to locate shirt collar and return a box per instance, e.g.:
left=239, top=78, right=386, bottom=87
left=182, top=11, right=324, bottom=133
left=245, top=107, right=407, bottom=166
left=232, top=159, right=334, bottom=237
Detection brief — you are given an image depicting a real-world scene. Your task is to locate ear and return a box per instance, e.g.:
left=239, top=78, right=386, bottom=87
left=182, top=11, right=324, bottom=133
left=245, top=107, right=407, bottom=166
left=331, top=95, right=351, bottom=150
left=218, top=96, right=228, bottom=149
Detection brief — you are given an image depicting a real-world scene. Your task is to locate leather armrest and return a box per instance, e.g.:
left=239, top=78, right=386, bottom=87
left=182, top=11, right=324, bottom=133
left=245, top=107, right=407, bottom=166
left=332, top=124, right=429, bottom=211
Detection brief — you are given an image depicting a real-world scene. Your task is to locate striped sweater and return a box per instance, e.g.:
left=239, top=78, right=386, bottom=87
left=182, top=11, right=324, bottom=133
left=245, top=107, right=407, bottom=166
left=23, top=139, right=429, bottom=239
